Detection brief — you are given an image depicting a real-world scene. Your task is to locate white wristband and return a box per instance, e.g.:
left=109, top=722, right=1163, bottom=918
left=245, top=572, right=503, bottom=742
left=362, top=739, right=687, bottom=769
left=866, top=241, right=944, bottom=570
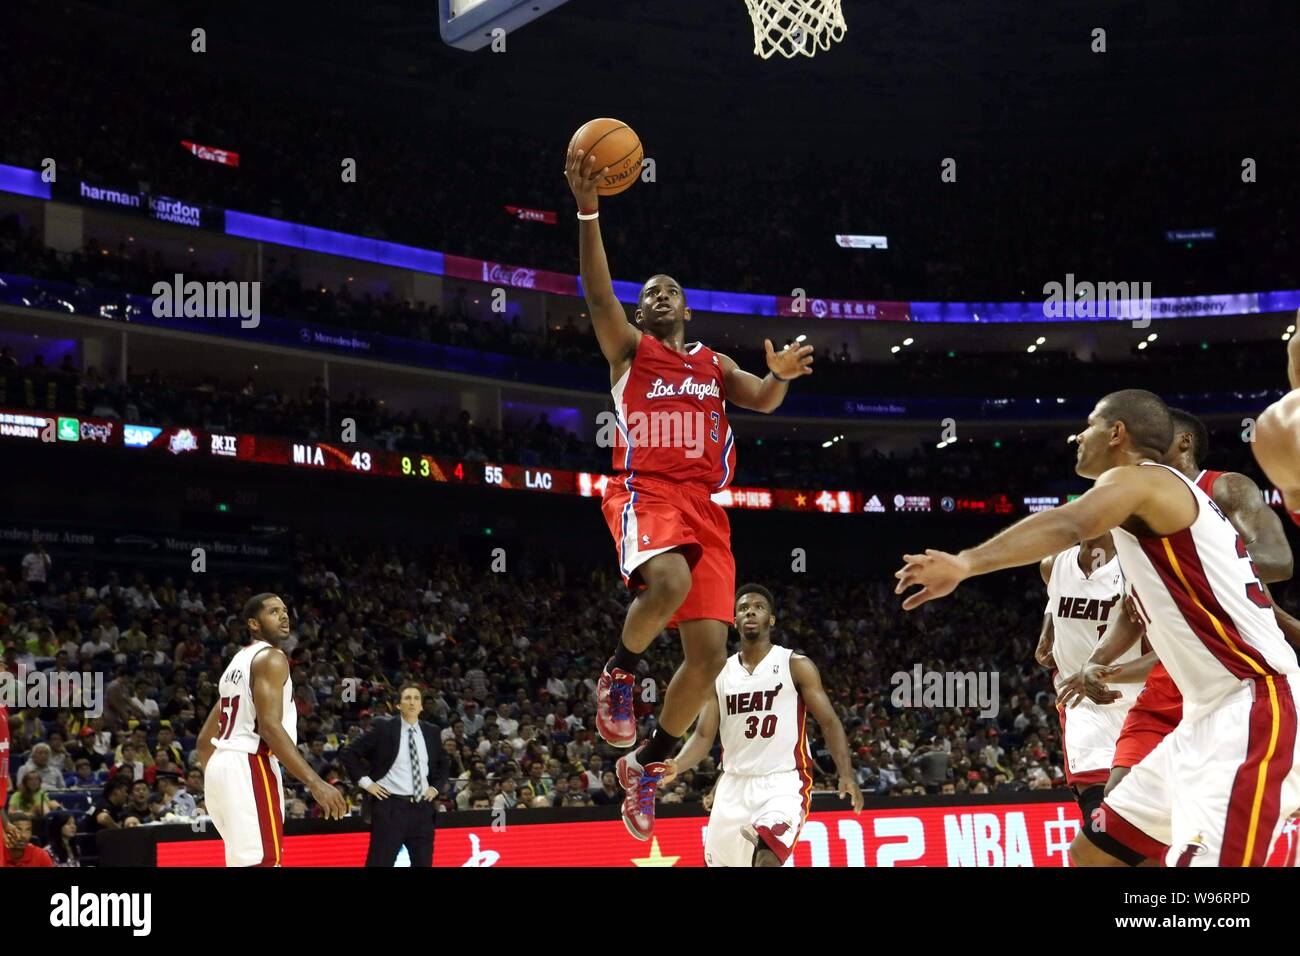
left=577, top=210, right=599, bottom=221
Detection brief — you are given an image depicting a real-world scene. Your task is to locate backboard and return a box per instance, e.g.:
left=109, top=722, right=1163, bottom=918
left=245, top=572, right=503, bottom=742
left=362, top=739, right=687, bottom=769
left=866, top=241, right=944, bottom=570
left=439, top=0, right=572, bottom=50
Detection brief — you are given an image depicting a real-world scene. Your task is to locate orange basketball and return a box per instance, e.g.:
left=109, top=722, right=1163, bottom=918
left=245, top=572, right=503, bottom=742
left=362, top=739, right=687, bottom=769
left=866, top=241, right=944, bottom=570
left=569, top=118, right=643, bottom=196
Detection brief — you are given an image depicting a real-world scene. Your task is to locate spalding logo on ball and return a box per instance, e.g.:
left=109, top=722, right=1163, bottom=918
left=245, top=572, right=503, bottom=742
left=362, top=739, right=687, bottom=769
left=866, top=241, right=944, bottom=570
left=569, top=118, right=643, bottom=196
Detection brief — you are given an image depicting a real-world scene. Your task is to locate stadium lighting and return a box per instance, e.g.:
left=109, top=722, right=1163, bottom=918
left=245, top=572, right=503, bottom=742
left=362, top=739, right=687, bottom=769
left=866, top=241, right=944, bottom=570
left=1138, top=341, right=1149, bottom=350
left=903, top=337, right=914, bottom=346
left=1026, top=344, right=1037, bottom=353
left=1289, top=325, right=1296, bottom=334
left=1147, top=333, right=1157, bottom=341
left=1035, top=336, right=1045, bottom=345
left=890, top=345, right=901, bottom=354
left=821, top=440, right=834, bottom=448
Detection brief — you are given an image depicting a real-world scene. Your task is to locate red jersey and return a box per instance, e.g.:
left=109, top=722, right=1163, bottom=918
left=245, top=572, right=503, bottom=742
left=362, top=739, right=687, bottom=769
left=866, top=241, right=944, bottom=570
left=610, top=334, right=736, bottom=490
left=0, top=701, right=8, bottom=812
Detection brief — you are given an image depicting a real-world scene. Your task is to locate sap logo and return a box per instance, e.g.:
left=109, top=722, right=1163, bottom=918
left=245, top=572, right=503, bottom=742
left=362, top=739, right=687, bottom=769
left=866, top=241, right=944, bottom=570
left=49, top=886, right=152, bottom=936
left=210, top=434, right=238, bottom=457
left=124, top=425, right=163, bottom=448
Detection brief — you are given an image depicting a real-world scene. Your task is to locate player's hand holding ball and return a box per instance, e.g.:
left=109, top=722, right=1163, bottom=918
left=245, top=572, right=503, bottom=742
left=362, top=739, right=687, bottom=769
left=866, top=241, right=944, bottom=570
left=765, top=338, right=814, bottom=381
left=311, top=779, right=350, bottom=820
left=894, top=550, right=973, bottom=609
left=565, top=145, right=606, bottom=211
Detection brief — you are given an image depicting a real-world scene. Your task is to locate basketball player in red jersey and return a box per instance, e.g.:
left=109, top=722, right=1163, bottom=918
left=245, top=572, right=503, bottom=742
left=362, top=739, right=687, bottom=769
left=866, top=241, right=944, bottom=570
left=1253, top=312, right=1300, bottom=525
left=197, top=593, right=347, bottom=865
left=564, top=145, right=813, bottom=840
left=897, top=390, right=1300, bottom=866
left=1065, top=408, right=1299, bottom=864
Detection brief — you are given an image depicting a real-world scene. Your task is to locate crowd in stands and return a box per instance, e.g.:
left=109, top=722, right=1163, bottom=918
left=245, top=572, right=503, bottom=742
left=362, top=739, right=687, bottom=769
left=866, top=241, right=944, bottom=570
left=3, top=536, right=1070, bottom=865
left=2, top=12, right=1299, bottom=304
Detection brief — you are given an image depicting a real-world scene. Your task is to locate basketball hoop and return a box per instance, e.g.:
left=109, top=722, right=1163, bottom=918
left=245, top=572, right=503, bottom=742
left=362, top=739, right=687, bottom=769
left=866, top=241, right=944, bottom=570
left=744, top=0, right=846, bottom=59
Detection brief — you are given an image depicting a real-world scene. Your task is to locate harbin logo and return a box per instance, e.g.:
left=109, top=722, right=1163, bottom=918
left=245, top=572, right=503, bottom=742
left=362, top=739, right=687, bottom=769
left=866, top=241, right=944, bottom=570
left=168, top=429, right=199, bottom=455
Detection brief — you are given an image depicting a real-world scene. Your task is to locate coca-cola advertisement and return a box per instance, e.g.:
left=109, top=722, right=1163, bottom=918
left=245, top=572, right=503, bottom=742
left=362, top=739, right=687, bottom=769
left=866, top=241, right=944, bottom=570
left=180, top=140, right=241, bottom=168
left=443, top=254, right=579, bottom=296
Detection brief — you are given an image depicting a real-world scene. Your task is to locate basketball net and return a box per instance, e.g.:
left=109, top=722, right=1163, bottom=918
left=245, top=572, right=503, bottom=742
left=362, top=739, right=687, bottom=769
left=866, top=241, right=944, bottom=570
left=744, top=0, right=846, bottom=59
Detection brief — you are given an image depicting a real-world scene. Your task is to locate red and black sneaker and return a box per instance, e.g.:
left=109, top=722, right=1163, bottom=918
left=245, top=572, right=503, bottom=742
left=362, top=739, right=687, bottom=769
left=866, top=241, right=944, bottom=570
left=596, top=660, right=637, bottom=748
left=615, top=747, right=668, bottom=842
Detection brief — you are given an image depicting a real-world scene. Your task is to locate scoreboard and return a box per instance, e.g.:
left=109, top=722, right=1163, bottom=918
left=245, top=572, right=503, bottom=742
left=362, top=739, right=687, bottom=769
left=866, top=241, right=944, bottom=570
left=0, top=407, right=1199, bottom=519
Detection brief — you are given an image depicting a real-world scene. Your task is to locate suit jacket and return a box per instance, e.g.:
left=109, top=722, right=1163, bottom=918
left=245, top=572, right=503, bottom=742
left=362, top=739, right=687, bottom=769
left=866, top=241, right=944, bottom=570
left=339, top=717, right=449, bottom=822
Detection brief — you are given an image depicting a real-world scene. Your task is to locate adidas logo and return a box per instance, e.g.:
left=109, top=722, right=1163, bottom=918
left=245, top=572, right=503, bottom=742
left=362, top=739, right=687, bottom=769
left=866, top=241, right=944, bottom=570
left=864, top=495, right=886, bottom=513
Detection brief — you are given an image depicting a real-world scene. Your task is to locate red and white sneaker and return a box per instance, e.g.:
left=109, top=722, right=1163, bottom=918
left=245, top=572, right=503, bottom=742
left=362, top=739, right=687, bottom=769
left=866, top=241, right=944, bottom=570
left=616, top=747, right=668, bottom=842
left=596, top=660, right=637, bottom=748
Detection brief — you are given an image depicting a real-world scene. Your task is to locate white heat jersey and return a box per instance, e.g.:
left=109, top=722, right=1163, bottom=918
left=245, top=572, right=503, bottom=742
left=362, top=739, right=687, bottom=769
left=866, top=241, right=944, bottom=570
left=1045, top=546, right=1141, bottom=701
left=716, top=645, right=815, bottom=778
left=212, top=641, right=296, bottom=755
left=1112, top=463, right=1300, bottom=723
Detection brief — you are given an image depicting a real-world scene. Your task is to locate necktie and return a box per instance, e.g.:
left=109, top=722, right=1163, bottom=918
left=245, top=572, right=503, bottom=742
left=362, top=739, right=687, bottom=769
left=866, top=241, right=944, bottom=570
left=409, top=726, right=422, bottom=799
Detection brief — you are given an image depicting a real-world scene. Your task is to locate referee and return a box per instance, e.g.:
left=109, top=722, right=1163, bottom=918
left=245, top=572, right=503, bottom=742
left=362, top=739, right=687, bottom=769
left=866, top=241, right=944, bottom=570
left=340, top=682, right=449, bottom=867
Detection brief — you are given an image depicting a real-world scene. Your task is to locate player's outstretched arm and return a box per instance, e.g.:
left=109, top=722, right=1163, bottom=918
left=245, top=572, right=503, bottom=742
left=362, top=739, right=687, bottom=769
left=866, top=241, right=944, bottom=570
left=1215, top=472, right=1294, bottom=582
left=251, top=649, right=348, bottom=820
left=894, top=466, right=1152, bottom=610
left=661, top=695, right=720, bottom=786
left=716, top=340, right=813, bottom=413
left=564, top=145, right=638, bottom=367
left=791, top=656, right=862, bottom=812
left=196, top=701, right=221, bottom=772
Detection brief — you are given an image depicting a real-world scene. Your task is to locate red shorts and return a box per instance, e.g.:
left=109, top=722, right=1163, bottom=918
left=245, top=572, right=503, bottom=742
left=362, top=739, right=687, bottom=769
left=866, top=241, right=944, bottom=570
left=1113, top=665, right=1183, bottom=769
left=601, top=472, right=735, bottom=627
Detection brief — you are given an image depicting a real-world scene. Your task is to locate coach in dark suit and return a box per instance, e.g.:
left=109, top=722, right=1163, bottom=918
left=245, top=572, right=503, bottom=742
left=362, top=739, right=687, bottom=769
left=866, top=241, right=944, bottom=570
left=340, top=682, right=449, bottom=867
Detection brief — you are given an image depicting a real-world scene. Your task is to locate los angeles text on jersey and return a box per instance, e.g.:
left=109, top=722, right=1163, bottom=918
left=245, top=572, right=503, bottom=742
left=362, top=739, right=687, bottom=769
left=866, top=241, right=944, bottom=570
left=49, top=887, right=152, bottom=936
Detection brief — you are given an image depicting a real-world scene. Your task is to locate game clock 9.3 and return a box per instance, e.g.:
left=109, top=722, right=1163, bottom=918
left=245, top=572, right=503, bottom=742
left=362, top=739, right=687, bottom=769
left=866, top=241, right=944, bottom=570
left=399, top=454, right=464, bottom=481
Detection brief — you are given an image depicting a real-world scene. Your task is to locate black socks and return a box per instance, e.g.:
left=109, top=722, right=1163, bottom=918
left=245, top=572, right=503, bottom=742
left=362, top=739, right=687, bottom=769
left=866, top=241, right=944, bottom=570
left=611, top=642, right=641, bottom=675
left=639, top=727, right=679, bottom=765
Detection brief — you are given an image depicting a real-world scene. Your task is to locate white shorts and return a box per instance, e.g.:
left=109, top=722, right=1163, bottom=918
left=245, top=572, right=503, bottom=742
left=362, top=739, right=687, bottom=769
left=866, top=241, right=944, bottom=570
left=205, top=748, right=286, bottom=867
left=1058, top=697, right=1132, bottom=787
left=705, top=770, right=810, bottom=867
left=1100, top=678, right=1300, bottom=867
